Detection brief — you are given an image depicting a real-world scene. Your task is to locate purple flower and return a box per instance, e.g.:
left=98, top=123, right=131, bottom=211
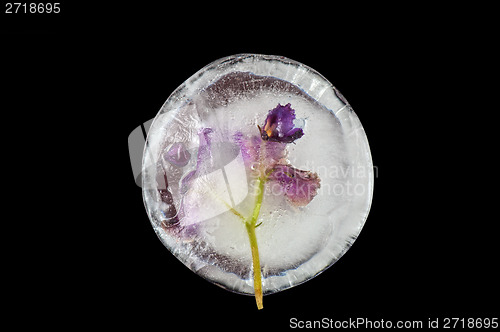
left=235, top=103, right=320, bottom=207
left=267, top=164, right=320, bottom=207
left=180, top=104, right=319, bottom=213
left=259, top=103, right=304, bottom=143
left=233, top=132, right=287, bottom=171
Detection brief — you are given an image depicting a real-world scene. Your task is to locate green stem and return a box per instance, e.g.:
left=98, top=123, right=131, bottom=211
left=246, top=222, right=263, bottom=309
left=250, top=177, right=265, bottom=224
left=245, top=177, right=266, bottom=310
left=213, top=193, right=246, bottom=223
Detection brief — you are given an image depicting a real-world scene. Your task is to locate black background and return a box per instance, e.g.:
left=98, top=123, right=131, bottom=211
left=3, top=3, right=497, bottom=329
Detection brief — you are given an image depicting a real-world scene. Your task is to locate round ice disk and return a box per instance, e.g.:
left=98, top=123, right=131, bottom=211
left=142, top=54, right=373, bottom=297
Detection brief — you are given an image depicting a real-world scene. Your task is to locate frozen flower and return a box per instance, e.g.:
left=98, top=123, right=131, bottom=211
left=259, top=103, right=304, bottom=143
left=176, top=103, right=320, bottom=309
left=234, top=103, right=320, bottom=207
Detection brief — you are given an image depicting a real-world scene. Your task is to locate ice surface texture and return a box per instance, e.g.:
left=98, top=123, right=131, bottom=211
left=142, top=54, right=373, bottom=299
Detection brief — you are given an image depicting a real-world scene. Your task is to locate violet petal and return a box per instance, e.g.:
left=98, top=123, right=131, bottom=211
left=165, top=142, right=191, bottom=167
left=194, top=128, right=214, bottom=174
left=233, top=132, right=287, bottom=171
left=260, top=103, right=304, bottom=143
left=267, top=164, right=320, bottom=206
left=180, top=128, right=213, bottom=193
